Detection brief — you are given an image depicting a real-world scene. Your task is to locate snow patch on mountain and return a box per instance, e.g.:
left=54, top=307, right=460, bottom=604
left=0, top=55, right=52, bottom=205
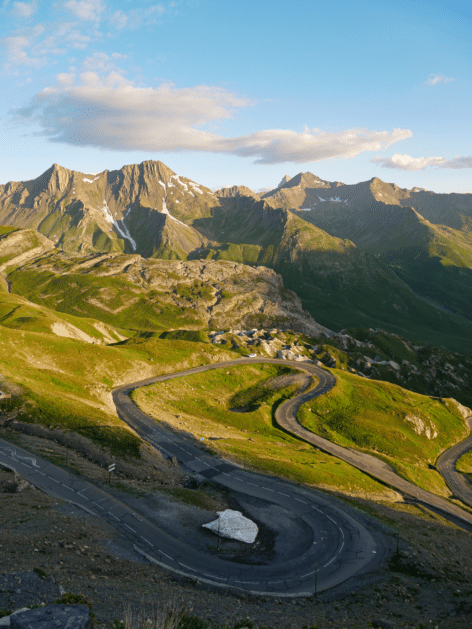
left=99, top=199, right=114, bottom=223
left=189, top=182, right=203, bottom=194
left=83, top=176, right=99, bottom=183
left=114, top=207, right=137, bottom=250
left=98, top=200, right=136, bottom=250
left=170, top=174, right=188, bottom=191
left=160, top=199, right=187, bottom=227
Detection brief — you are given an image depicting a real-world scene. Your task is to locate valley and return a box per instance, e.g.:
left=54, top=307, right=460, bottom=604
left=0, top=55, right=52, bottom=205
left=1, top=160, right=472, bottom=628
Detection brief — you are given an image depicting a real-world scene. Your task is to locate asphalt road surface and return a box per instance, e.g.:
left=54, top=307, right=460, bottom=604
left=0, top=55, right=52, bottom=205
left=2, top=358, right=472, bottom=596
left=113, top=358, right=472, bottom=528
left=111, top=358, right=381, bottom=594
left=437, top=417, right=472, bottom=507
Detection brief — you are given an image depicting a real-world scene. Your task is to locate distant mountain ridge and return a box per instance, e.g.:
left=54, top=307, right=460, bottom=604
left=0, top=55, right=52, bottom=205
left=2, top=160, right=472, bottom=353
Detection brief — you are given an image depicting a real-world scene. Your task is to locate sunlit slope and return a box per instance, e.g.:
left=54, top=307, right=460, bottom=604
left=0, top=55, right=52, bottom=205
left=0, top=300, right=236, bottom=457
left=6, top=246, right=325, bottom=336
left=0, top=161, right=217, bottom=258
left=298, top=369, right=468, bottom=496
left=132, top=362, right=391, bottom=497
left=0, top=227, right=54, bottom=278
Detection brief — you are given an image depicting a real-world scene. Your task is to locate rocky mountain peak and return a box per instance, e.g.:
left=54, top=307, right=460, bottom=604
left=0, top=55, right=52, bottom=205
left=369, top=176, right=385, bottom=186
left=117, top=160, right=176, bottom=188
left=282, top=172, right=330, bottom=190
left=277, top=175, right=292, bottom=188
left=36, top=163, right=73, bottom=194
left=216, top=185, right=258, bottom=199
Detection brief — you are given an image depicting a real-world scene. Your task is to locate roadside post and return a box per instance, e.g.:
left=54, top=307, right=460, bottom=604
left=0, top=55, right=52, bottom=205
left=108, top=462, right=115, bottom=485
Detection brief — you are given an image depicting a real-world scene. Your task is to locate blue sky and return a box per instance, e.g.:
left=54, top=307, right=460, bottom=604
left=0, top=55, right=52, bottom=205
left=0, top=0, right=471, bottom=192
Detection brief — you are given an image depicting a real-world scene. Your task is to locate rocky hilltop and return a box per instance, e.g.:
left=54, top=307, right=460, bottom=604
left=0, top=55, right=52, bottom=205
left=3, top=230, right=327, bottom=337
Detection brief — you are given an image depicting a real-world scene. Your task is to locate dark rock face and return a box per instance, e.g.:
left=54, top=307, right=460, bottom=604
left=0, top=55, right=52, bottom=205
left=10, top=605, right=92, bottom=629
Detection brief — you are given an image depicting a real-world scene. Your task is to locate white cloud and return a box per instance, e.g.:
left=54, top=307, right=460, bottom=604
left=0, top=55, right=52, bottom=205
left=82, top=51, right=127, bottom=74
left=216, top=127, right=413, bottom=165
left=11, top=73, right=412, bottom=164
left=64, top=0, right=106, bottom=25
left=11, top=0, right=37, bottom=18
left=371, top=153, right=472, bottom=170
left=426, top=73, right=455, bottom=85
left=1, top=24, right=46, bottom=69
left=109, top=9, right=128, bottom=30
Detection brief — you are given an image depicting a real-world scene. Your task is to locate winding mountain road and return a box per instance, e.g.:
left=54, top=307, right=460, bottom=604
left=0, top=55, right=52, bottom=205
left=2, top=357, right=472, bottom=597
left=437, top=417, right=472, bottom=507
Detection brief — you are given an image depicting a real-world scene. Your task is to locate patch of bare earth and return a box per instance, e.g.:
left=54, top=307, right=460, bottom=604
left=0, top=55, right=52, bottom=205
left=1, top=430, right=472, bottom=629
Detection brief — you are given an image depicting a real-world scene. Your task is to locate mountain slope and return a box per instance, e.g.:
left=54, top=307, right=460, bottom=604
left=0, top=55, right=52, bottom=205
left=3, top=161, right=472, bottom=353
left=0, top=161, right=217, bottom=259
left=262, top=174, right=472, bottom=320
left=190, top=192, right=472, bottom=352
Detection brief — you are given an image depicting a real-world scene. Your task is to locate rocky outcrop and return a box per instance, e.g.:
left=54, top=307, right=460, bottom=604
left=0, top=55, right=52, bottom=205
left=9, top=249, right=329, bottom=336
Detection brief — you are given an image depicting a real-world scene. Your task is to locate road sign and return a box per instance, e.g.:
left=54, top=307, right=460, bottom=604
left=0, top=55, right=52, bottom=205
left=108, top=463, right=115, bottom=472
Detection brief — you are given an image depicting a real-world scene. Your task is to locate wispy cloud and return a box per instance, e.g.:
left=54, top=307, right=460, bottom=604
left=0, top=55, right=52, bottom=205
left=1, top=24, right=47, bottom=69
left=1, top=1, right=173, bottom=71
left=11, top=72, right=413, bottom=164
left=63, top=0, right=106, bottom=26
left=81, top=51, right=127, bottom=74
left=371, top=153, right=472, bottom=170
left=426, top=73, right=455, bottom=85
left=11, top=0, right=38, bottom=19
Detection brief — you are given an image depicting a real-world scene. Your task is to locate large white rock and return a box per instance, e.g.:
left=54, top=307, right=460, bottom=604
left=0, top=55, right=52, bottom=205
left=202, top=509, right=258, bottom=543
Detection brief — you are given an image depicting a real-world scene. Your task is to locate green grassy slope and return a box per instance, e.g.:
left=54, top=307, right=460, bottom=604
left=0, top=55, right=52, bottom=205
left=6, top=253, right=204, bottom=333
left=132, top=363, right=390, bottom=496
left=298, top=369, right=467, bottom=496
left=0, top=299, right=233, bottom=457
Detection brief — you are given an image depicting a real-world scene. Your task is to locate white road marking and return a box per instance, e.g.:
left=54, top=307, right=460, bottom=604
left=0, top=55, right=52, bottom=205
left=160, top=551, right=173, bottom=561
left=323, top=556, right=337, bottom=568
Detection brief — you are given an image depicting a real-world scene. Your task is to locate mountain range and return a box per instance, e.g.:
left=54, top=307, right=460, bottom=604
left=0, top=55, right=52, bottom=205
left=1, top=160, right=472, bottom=353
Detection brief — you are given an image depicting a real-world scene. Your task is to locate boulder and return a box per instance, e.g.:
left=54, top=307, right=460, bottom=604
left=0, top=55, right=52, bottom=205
left=10, top=605, right=92, bottom=629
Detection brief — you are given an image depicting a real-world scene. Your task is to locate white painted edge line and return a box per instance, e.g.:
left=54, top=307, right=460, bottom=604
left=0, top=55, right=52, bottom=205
left=133, top=545, right=313, bottom=597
